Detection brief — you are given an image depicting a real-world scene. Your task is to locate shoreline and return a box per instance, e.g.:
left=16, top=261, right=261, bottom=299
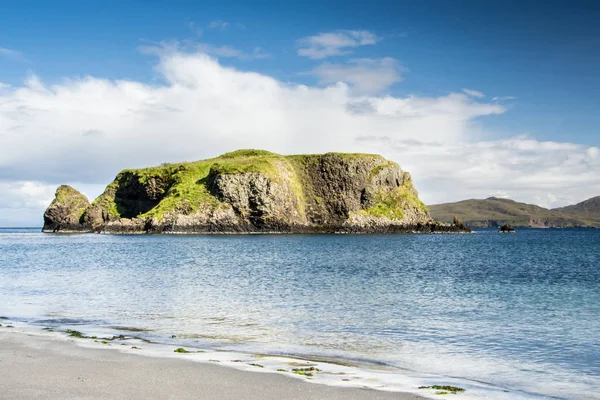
left=0, top=322, right=530, bottom=399
left=0, top=328, right=429, bottom=400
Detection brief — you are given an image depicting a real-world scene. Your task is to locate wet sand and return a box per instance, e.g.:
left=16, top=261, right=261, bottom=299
left=0, top=330, right=427, bottom=400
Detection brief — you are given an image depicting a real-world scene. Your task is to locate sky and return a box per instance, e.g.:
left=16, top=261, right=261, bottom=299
left=1, top=0, right=599, bottom=226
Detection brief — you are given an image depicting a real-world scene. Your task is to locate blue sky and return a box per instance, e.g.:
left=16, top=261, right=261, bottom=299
left=1, top=0, right=599, bottom=225
left=2, top=0, right=599, bottom=144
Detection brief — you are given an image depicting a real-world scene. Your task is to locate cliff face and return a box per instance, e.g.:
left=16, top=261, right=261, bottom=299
left=43, top=150, right=467, bottom=234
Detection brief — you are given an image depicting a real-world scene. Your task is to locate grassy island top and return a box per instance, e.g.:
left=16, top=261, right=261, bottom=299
left=86, top=149, right=426, bottom=223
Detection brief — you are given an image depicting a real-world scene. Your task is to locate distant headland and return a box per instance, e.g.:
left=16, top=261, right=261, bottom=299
left=43, top=149, right=469, bottom=234
left=430, top=196, right=600, bottom=228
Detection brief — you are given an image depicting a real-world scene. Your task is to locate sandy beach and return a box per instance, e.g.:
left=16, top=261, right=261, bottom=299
left=0, top=330, right=427, bottom=400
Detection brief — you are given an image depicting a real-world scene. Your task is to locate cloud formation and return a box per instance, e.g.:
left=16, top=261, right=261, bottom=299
left=492, top=96, right=516, bottom=102
left=297, top=30, right=379, bottom=59
left=462, top=88, right=485, bottom=98
left=207, top=20, right=229, bottom=30
left=357, top=136, right=600, bottom=208
left=140, top=40, right=271, bottom=61
left=309, top=57, right=403, bottom=94
left=0, top=50, right=597, bottom=225
left=0, top=47, right=26, bottom=62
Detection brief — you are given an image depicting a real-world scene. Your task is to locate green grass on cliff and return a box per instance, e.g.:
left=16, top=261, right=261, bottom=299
left=139, top=163, right=221, bottom=218
left=91, top=182, right=120, bottom=219
left=288, top=152, right=383, bottom=165
left=357, top=178, right=429, bottom=221
left=369, top=161, right=397, bottom=179
left=108, top=150, right=305, bottom=220
left=85, top=149, right=426, bottom=223
left=50, top=185, right=90, bottom=222
left=218, top=149, right=278, bottom=158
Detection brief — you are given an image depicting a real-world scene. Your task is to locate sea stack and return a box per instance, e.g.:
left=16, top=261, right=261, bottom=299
left=42, top=150, right=470, bottom=234
left=43, top=185, right=90, bottom=233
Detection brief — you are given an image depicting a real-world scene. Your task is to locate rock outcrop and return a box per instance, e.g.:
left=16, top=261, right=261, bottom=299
left=43, top=185, right=90, bottom=232
left=42, top=150, right=469, bottom=234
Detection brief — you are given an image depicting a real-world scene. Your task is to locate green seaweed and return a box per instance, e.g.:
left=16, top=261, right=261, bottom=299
left=418, top=385, right=466, bottom=394
left=174, top=347, right=192, bottom=353
left=292, top=367, right=321, bottom=377
left=249, top=363, right=264, bottom=368
left=66, top=329, right=85, bottom=338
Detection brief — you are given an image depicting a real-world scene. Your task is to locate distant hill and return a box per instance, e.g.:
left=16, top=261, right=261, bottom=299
left=429, top=197, right=600, bottom=228
left=553, top=196, right=600, bottom=221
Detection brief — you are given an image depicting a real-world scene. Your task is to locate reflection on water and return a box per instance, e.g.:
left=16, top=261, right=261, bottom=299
left=1, top=228, right=599, bottom=399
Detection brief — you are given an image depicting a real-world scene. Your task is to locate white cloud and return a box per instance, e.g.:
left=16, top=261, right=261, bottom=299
left=308, top=58, right=403, bottom=94
left=207, top=20, right=229, bottom=30
left=492, top=96, right=516, bottom=102
left=186, top=22, right=203, bottom=37
left=0, top=47, right=25, bottom=62
left=297, top=30, right=379, bottom=59
left=0, top=49, right=597, bottom=226
left=489, top=190, right=510, bottom=199
left=140, top=40, right=270, bottom=61
left=462, top=88, right=485, bottom=98
left=196, top=43, right=246, bottom=58
left=196, top=44, right=271, bottom=60
left=251, top=47, right=271, bottom=59
left=357, top=136, right=600, bottom=208
left=0, top=181, right=56, bottom=210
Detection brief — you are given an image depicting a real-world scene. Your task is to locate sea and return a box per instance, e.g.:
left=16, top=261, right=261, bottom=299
left=0, top=228, right=598, bottom=399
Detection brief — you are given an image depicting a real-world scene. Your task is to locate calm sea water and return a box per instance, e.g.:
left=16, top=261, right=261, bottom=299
left=1, top=228, right=599, bottom=399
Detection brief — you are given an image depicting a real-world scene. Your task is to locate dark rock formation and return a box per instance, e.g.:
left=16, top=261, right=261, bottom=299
left=499, top=224, right=515, bottom=233
left=452, top=216, right=469, bottom=231
left=43, top=185, right=90, bottom=232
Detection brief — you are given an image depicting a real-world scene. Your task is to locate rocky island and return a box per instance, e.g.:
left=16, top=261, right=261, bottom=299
left=43, top=150, right=469, bottom=234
